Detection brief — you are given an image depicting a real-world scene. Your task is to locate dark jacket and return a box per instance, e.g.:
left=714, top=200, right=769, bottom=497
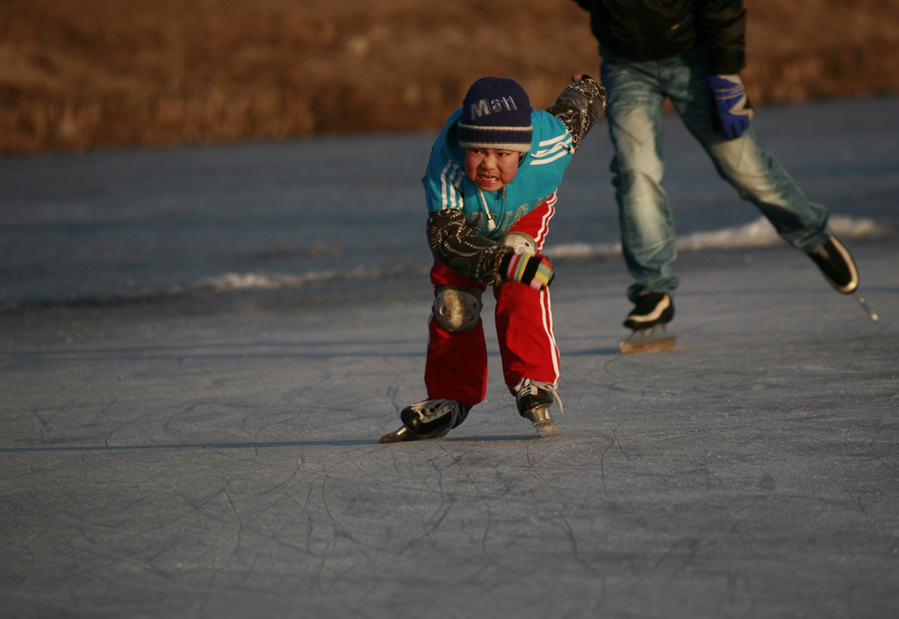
left=572, top=0, right=747, bottom=75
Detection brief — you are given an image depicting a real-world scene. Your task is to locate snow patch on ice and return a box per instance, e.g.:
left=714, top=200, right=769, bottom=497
left=544, top=215, right=891, bottom=261
left=197, top=265, right=426, bottom=292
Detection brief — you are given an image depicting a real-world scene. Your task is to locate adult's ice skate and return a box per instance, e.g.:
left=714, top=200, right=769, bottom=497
left=807, top=235, right=878, bottom=321
left=619, top=292, right=677, bottom=354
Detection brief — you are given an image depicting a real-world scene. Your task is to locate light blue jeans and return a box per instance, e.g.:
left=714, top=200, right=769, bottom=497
left=600, top=46, right=832, bottom=301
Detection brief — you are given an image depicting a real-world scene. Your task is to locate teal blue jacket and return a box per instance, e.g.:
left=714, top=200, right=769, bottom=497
left=421, top=77, right=606, bottom=286
left=422, top=107, right=573, bottom=241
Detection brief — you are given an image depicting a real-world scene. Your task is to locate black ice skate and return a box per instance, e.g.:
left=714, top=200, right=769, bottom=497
left=379, top=399, right=471, bottom=443
left=514, top=379, right=563, bottom=437
left=619, top=292, right=677, bottom=354
left=808, top=236, right=858, bottom=294
left=807, top=236, right=878, bottom=321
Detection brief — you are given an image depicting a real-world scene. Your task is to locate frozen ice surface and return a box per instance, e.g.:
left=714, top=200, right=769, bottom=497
left=1, top=95, right=896, bottom=308
left=1, top=96, right=897, bottom=618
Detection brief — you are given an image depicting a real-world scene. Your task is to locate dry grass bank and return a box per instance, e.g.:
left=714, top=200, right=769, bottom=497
left=2, top=0, right=898, bottom=153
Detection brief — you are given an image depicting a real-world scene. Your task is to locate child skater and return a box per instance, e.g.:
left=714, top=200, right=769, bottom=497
left=381, top=75, right=607, bottom=442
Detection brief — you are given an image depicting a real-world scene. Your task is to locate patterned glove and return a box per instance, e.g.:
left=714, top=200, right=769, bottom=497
left=707, top=74, right=754, bottom=140
left=504, top=252, right=555, bottom=290
left=547, top=74, right=607, bottom=155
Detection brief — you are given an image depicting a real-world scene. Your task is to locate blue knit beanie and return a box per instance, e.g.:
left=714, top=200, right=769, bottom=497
left=457, top=77, right=533, bottom=153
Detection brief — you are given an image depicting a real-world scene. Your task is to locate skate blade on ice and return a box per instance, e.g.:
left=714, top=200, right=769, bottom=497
left=379, top=425, right=448, bottom=444
left=532, top=420, right=560, bottom=437
left=619, top=325, right=677, bottom=354
left=524, top=407, right=560, bottom=437
left=854, top=291, right=879, bottom=322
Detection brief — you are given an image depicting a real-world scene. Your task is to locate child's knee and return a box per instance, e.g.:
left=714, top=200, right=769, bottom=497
left=432, top=286, right=483, bottom=333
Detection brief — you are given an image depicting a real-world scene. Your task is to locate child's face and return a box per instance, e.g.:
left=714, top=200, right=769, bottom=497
left=464, top=147, right=524, bottom=192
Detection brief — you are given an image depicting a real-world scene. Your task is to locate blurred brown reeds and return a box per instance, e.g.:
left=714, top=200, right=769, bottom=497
left=2, top=0, right=898, bottom=154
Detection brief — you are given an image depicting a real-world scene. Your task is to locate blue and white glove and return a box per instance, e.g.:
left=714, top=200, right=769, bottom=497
left=707, top=74, right=754, bottom=140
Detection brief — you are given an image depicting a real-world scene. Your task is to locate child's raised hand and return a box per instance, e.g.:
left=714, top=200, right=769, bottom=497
left=505, top=253, right=555, bottom=290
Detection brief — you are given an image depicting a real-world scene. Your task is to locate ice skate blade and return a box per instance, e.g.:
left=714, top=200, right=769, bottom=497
left=524, top=408, right=560, bottom=437
left=379, top=426, right=411, bottom=443
left=533, top=421, right=560, bottom=437
left=618, top=331, right=677, bottom=354
left=854, top=292, right=879, bottom=322
left=379, top=426, right=447, bottom=444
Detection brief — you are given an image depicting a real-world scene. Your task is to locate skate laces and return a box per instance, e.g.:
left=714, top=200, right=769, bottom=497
left=410, top=398, right=465, bottom=428
left=514, top=379, right=564, bottom=415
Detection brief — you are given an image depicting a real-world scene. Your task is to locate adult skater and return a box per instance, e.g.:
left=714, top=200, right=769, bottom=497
left=570, top=0, right=861, bottom=349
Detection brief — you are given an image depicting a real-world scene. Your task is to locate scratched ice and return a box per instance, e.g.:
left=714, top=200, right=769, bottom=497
left=1, top=96, right=897, bottom=618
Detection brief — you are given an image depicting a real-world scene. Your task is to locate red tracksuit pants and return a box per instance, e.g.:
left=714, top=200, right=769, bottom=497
left=424, top=199, right=560, bottom=408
